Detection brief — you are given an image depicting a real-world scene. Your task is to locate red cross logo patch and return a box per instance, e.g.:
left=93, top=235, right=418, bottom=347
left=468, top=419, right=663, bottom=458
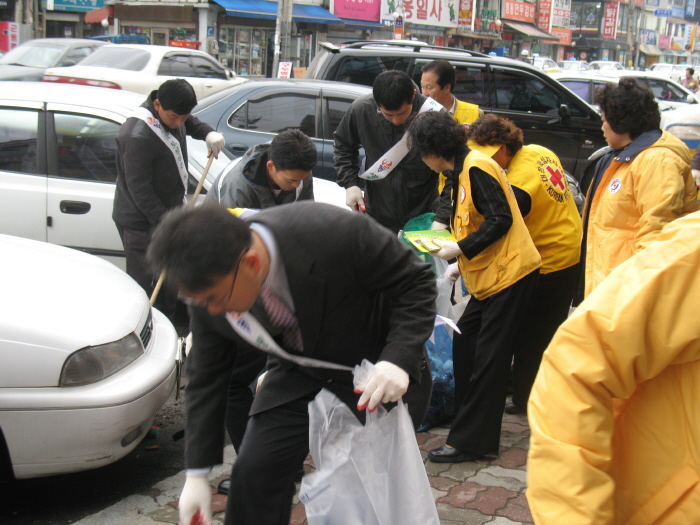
left=546, top=165, right=566, bottom=190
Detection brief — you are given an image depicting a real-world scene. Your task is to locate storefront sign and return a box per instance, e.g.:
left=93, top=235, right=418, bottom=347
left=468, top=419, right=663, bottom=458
left=687, top=0, right=696, bottom=17
left=543, top=27, right=571, bottom=44
left=537, top=0, right=552, bottom=33
left=602, top=2, right=618, bottom=41
left=639, top=28, right=656, bottom=45
left=694, top=25, right=700, bottom=52
left=458, top=0, right=472, bottom=26
left=672, top=6, right=685, bottom=18
left=645, top=0, right=660, bottom=7
left=552, top=0, right=570, bottom=28
left=671, top=35, right=684, bottom=50
left=278, top=62, right=292, bottom=79
left=381, top=0, right=458, bottom=28
left=503, top=0, right=536, bottom=24
left=334, top=0, right=381, bottom=22
left=653, top=9, right=672, bottom=16
left=658, top=34, right=670, bottom=49
left=41, top=0, right=104, bottom=12
left=169, top=40, right=200, bottom=49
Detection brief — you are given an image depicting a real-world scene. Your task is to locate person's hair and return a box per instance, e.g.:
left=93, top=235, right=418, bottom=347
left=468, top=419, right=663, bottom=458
left=594, top=77, right=660, bottom=139
left=421, top=60, right=456, bottom=92
left=373, top=70, right=415, bottom=110
left=147, top=203, right=252, bottom=292
left=269, top=129, right=317, bottom=171
left=156, top=78, right=198, bottom=115
left=465, top=114, right=524, bottom=156
left=688, top=67, right=695, bottom=76
left=406, top=111, right=468, bottom=160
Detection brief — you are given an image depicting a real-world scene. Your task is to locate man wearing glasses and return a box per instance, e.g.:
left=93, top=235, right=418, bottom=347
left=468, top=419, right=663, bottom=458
left=147, top=202, right=436, bottom=525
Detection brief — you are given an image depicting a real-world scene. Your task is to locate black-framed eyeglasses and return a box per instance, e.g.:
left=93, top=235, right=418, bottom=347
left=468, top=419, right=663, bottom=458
left=180, top=248, right=249, bottom=309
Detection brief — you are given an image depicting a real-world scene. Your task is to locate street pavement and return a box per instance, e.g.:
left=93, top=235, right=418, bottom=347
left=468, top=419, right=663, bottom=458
left=71, top=407, right=532, bottom=525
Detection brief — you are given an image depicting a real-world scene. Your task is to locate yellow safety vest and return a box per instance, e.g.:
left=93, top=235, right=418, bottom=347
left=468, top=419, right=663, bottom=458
left=454, top=150, right=541, bottom=299
left=506, top=145, right=582, bottom=274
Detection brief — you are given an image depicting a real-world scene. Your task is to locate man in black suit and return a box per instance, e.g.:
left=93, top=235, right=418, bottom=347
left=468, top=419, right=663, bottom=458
left=147, top=201, right=436, bottom=525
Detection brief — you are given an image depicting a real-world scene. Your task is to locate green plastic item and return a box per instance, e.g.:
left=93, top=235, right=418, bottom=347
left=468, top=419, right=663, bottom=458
left=399, top=212, right=440, bottom=275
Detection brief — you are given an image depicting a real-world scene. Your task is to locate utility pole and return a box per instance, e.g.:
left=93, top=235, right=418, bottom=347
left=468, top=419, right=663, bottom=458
left=272, top=0, right=293, bottom=77
left=626, top=0, right=636, bottom=68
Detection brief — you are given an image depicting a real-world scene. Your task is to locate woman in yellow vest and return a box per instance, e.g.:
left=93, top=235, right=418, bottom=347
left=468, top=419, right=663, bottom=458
left=466, top=115, right=582, bottom=414
left=406, top=110, right=541, bottom=463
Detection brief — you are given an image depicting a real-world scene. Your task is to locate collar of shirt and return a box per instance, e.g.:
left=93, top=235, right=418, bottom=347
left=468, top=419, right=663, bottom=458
left=249, top=222, right=295, bottom=312
left=448, top=96, right=457, bottom=116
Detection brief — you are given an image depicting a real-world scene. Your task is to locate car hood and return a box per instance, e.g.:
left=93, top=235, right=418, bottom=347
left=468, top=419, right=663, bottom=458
left=0, top=65, right=45, bottom=81
left=0, top=235, right=149, bottom=387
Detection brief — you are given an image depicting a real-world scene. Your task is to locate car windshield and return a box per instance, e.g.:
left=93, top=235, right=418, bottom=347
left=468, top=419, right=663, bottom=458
left=560, top=62, right=582, bottom=70
left=592, top=62, right=617, bottom=70
left=79, top=47, right=151, bottom=71
left=0, top=43, right=66, bottom=68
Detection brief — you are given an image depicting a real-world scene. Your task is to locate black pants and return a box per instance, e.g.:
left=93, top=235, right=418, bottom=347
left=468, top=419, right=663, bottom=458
left=116, top=224, right=177, bottom=322
left=224, top=350, right=267, bottom=453
left=511, top=264, right=579, bottom=408
left=446, top=270, right=538, bottom=456
left=225, top=391, right=319, bottom=525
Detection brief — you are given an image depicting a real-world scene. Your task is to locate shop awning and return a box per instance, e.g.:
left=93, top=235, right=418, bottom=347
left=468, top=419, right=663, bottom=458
left=85, top=5, right=113, bottom=24
left=662, top=49, right=686, bottom=56
left=639, top=43, right=662, bottom=56
left=214, top=0, right=341, bottom=24
left=503, top=21, right=558, bottom=40
left=342, top=18, right=388, bottom=30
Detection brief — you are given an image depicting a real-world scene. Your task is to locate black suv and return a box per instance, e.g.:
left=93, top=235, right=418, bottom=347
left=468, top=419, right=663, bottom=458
left=305, top=40, right=607, bottom=188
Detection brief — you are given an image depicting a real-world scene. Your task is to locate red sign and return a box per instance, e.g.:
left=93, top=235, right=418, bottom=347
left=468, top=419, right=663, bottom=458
left=543, top=27, right=572, bottom=44
left=537, top=0, right=552, bottom=32
left=658, top=34, right=671, bottom=49
left=602, top=2, right=618, bottom=41
left=458, top=0, right=473, bottom=25
left=169, top=40, right=201, bottom=50
left=503, top=0, right=536, bottom=24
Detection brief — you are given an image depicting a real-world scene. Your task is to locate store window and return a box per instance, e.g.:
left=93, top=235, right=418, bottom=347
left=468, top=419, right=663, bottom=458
left=219, top=27, right=269, bottom=76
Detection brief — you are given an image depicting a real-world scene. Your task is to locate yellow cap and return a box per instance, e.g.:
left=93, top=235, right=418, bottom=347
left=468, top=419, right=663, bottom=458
left=467, top=139, right=501, bottom=158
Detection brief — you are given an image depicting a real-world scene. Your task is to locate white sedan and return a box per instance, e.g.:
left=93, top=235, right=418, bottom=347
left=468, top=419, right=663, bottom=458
left=0, top=233, right=179, bottom=479
left=42, top=44, right=246, bottom=99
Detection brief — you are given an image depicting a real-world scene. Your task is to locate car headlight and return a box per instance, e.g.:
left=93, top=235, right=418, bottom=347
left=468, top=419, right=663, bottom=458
left=60, top=333, right=144, bottom=386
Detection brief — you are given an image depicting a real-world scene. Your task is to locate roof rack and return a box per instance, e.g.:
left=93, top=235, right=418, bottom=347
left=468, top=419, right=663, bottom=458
left=320, top=40, right=487, bottom=57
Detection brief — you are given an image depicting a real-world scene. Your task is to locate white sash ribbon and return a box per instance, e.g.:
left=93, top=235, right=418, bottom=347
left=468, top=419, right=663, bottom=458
left=226, top=311, right=354, bottom=371
left=133, top=106, right=188, bottom=191
left=360, top=97, right=443, bottom=181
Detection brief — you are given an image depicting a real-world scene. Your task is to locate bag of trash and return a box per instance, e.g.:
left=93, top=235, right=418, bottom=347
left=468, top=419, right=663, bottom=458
left=300, top=373, right=439, bottom=525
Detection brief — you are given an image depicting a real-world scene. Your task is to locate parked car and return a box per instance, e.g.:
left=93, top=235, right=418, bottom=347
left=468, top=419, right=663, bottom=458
left=557, top=60, right=592, bottom=72
left=589, top=60, right=625, bottom=72
left=193, top=79, right=373, bottom=181
left=532, top=56, right=560, bottom=73
left=648, top=62, right=696, bottom=83
left=0, top=233, right=179, bottom=479
left=598, top=70, right=700, bottom=106
left=90, top=34, right=151, bottom=45
left=43, top=44, right=245, bottom=99
left=0, top=82, right=346, bottom=271
left=550, top=71, right=686, bottom=111
left=304, top=40, right=608, bottom=186
left=0, top=38, right=104, bottom=81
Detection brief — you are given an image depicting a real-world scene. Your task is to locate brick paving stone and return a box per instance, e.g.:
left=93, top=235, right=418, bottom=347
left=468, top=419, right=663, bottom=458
left=416, top=431, right=435, bottom=446
left=430, top=475, right=461, bottom=491
left=490, top=516, right=525, bottom=525
left=501, top=422, right=530, bottom=433
left=425, top=459, right=453, bottom=477
left=430, top=425, right=451, bottom=436
left=497, top=499, right=534, bottom=524
left=289, top=503, right=307, bottom=525
left=148, top=506, right=179, bottom=524
left=419, top=434, right=448, bottom=451
left=468, top=470, right=524, bottom=492
left=436, top=503, right=492, bottom=524
left=467, top=486, right=518, bottom=515
left=491, top=447, right=528, bottom=469
left=437, top=481, right=488, bottom=508
left=478, top=466, right=527, bottom=484
left=439, top=460, right=483, bottom=481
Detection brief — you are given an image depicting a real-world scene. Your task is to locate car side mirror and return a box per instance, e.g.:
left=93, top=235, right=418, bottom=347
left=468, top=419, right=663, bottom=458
left=687, top=94, right=697, bottom=104
left=59, top=59, right=78, bottom=67
left=548, top=103, right=571, bottom=124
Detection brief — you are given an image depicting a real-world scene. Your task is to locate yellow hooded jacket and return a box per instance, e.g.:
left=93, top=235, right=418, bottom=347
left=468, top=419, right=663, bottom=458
left=527, top=210, right=700, bottom=525
left=584, top=130, right=698, bottom=297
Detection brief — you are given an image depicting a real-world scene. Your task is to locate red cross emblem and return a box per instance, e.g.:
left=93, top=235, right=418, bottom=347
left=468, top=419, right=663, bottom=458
left=546, top=165, right=565, bottom=190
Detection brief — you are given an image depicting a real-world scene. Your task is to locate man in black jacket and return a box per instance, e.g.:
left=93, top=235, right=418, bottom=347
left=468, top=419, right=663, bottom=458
left=333, top=70, right=449, bottom=233
left=147, top=202, right=435, bottom=525
left=112, top=78, right=225, bottom=320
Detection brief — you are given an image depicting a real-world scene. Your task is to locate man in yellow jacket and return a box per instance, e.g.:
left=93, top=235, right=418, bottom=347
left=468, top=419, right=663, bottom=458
left=527, top=210, right=700, bottom=524
left=466, top=115, right=582, bottom=413
left=577, top=77, right=698, bottom=301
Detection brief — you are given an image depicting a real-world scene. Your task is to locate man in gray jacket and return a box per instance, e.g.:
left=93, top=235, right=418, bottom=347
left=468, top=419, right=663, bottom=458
left=207, top=129, right=316, bottom=208
left=334, top=70, right=449, bottom=233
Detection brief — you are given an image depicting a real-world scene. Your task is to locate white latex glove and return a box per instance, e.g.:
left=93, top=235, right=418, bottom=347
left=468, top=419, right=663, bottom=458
left=444, top=262, right=460, bottom=285
left=205, top=132, right=225, bottom=159
left=431, top=221, right=448, bottom=230
left=355, top=361, right=409, bottom=412
left=345, top=186, right=366, bottom=212
left=431, top=239, right=462, bottom=260
left=179, top=474, right=212, bottom=525
left=692, top=168, right=700, bottom=187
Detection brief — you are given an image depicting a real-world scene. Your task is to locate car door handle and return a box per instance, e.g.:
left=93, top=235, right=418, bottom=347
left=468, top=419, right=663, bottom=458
left=228, top=144, right=248, bottom=155
left=60, top=200, right=91, bottom=214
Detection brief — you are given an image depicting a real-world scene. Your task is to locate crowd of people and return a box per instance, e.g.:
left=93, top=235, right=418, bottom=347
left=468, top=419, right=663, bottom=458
left=111, top=64, right=700, bottom=525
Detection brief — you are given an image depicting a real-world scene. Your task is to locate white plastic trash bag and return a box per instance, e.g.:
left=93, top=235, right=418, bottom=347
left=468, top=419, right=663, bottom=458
left=300, top=388, right=439, bottom=525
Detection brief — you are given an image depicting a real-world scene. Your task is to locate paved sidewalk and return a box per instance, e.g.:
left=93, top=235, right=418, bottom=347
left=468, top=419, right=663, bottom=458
left=73, top=409, right=532, bottom=525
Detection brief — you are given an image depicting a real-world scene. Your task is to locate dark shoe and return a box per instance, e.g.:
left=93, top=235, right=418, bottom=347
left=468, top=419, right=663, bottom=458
left=217, top=478, right=230, bottom=495
left=428, top=445, right=484, bottom=463
left=504, top=402, right=527, bottom=415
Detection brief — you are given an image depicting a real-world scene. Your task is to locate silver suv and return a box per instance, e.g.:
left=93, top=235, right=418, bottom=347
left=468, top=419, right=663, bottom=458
left=305, top=40, right=607, bottom=188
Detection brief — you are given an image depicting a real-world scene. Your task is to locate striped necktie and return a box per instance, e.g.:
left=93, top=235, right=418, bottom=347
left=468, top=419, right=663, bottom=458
left=259, top=286, right=303, bottom=352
